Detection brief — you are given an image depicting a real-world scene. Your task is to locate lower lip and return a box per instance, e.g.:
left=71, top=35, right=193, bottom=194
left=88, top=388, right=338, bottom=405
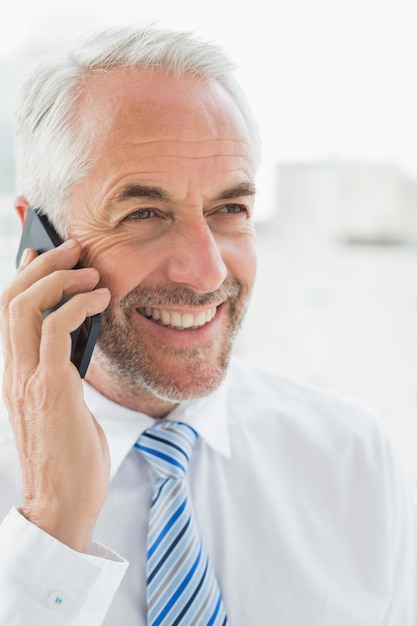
left=134, top=306, right=223, bottom=346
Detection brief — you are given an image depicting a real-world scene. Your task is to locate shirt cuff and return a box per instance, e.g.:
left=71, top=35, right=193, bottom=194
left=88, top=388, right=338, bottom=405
left=0, top=507, right=128, bottom=625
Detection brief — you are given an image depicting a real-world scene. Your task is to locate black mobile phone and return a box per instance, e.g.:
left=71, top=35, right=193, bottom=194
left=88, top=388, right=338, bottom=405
left=16, top=206, right=101, bottom=378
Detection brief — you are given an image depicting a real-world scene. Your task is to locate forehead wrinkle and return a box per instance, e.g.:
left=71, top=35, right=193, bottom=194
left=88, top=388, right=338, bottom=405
left=114, top=140, right=251, bottom=160
left=102, top=118, right=249, bottom=145
left=116, top=137, right=249, bottom=146
left=113, top=154, right=252, bottom=162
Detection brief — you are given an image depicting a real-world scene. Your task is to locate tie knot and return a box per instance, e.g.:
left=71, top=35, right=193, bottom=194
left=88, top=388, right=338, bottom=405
left=135, top=421, right=198, bottom=479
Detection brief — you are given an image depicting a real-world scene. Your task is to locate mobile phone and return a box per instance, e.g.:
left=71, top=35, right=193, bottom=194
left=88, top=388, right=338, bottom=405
left=16, top=206, right=101, bottom=378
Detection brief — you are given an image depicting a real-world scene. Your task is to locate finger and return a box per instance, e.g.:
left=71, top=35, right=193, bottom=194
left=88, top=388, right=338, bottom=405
left=16, top=266, right=100, bottom=314
left=1, top=240, right=80, bottom=362
left=17, top=247, right=39, bottom=272
left=11, top=239, right=81, bottom=296
left=7, top=268, right=102, bottom=377
left=39, top=288, right=111, bottom=374
left=1, top=247, right=37, bottom=360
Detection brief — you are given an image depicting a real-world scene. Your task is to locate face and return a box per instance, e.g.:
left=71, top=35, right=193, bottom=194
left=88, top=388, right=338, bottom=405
left=67, top=68, right=257, bottom=412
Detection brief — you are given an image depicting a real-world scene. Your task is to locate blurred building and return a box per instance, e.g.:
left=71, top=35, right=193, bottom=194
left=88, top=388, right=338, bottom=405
left=276, top=161, right=417, bottom=244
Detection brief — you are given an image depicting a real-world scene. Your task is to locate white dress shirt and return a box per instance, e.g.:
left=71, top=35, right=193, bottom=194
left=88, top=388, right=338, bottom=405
left=0, top=357, right=416, bottom=625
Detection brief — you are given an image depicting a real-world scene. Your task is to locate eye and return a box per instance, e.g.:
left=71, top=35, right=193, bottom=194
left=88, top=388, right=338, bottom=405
left=217, top=204, right=247, bottom=214
left=124, top=208, right=156, bottom=220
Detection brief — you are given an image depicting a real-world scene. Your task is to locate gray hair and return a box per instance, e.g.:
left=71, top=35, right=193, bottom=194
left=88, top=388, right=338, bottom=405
left=15, top=26, right=262, bottom=234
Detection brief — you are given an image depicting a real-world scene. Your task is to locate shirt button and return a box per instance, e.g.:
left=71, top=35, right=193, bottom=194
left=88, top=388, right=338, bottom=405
left=48, top=590, right=69, bottom=609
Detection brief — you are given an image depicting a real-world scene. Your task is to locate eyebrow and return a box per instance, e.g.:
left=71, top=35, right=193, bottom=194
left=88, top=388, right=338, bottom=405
left=213, top=182, right=257, bottom=201
left=114, top=181, right=257, bottom=205
left=115, top=184, right=171, bottom=203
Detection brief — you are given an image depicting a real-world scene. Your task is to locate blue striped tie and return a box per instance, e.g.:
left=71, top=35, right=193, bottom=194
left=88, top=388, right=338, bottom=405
left=135, top=421, right=228, bottom=626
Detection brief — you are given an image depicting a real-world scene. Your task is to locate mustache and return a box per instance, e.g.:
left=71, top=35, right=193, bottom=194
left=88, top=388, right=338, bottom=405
left=118, top=278, right=243, bottom=311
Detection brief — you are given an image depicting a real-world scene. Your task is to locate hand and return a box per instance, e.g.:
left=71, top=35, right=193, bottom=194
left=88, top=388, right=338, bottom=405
left=0, top=239, right=111, bottom=552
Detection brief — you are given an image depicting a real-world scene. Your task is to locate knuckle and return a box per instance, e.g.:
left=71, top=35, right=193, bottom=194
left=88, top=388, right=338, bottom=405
left=0, top=285, right=13, bottom=312
left=42, top=311, right=62, bottom=333
left=41, top=311, right=74, bottom=346
left=3, top=368, right=27, bottom=420
left=2, top=380, right=13, bottom=409
left=25, top=372, right=49, bottom=408
left=7, top=293, right=27, bottom=322
left=10, top=371, right=51, bottom=418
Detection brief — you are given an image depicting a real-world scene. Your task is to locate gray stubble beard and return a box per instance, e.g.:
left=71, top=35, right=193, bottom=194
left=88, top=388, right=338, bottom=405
left=94, top=278, right=249, bottom=403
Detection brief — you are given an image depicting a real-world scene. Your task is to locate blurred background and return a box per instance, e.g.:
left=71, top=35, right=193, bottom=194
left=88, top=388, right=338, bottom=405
left=1, top=0, right=417, bottom=485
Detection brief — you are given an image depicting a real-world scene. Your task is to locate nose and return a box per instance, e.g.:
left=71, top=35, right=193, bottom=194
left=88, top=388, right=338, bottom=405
left=164, top=218, right=228, bottom=293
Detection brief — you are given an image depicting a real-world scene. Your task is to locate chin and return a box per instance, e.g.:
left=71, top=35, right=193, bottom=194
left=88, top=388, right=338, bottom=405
left=92, top=341, right=231, bottom=404
left=142, top=361, right=228, bottom=403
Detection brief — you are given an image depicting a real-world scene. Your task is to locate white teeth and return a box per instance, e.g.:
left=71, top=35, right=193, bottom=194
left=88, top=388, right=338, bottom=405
left=160, top=310, right=171, bottom=325
left=170, top=312, right=182, bottom=327
left=138, top=306, right=217, bottom=329
left=181, top=314, right=194, bottom=328
left=206, top=309, right=215, bottom=322
left=194, top=311, right=207, bottom=327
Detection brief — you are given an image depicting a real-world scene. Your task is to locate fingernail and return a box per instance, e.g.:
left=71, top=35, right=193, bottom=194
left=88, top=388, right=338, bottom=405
left=60, top=239, right=77, bottom=250
left=93, top=287, right=110, bottom=296
left=19, top=248, right=32, bottom=267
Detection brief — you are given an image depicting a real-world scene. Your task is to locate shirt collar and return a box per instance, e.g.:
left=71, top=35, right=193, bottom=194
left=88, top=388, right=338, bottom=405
left=82, top=377, right=231, bottom=482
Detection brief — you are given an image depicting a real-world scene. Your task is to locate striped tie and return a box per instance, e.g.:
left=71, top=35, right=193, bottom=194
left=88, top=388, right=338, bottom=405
left=135, top=421, right=228, bottom=626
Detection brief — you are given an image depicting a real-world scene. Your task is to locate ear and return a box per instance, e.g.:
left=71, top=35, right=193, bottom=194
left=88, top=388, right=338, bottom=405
left=14, top=196, right=30, bottom=228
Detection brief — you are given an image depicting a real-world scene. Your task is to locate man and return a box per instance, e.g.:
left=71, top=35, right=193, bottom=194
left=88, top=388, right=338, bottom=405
left=0, top=26, right=416, bottom=626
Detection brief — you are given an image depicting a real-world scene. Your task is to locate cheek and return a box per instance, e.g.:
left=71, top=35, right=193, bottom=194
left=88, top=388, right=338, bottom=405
left=97, top=252, right=135, bottom=296
left=78, top=235, right=149, bottom=298
left=74, top=222, right=257, bottom=299
left=222, top=231, right=257, bottom=289
left=240, top=246, right=257, bottom=291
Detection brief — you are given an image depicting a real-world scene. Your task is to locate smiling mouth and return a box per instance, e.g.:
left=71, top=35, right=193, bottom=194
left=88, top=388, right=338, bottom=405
left=137, top=306, right=217, bottom=330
